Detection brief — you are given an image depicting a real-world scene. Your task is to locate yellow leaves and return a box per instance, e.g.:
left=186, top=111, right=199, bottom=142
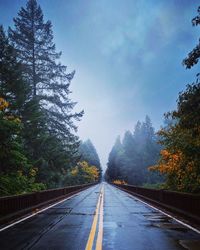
left=17, top=168, right=38, bottom=178
left=81, top=161, right=99, bottom=182
left=88, top=166, right=99, bottom=180
left=71, top=161, right=100, bottom=182
left=14, top=117, right=21, bottom=123
left=113, top=180, right=127, bottom=185
left=71, top=166, right=78, bottom=176
left=0, top=97, right=9, bottom=111
left=29, top=168, right=38, bottom=177
left=0, top=97, right=21, bottom=123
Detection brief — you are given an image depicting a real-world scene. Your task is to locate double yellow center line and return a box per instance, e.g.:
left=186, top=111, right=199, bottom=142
left=85, top=185, right=104, bottom=250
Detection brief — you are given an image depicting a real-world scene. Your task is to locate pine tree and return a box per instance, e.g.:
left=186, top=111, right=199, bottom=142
left=9, top=0, right=83, bottom=143
left=8, top=0, right=83, bottom=187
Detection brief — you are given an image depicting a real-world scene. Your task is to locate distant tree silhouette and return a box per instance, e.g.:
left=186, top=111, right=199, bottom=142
left=105, top=116, right=162, bottom=185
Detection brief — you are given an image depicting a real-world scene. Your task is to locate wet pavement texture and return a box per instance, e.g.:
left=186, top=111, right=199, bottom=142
left=0, top=183, right=200, bottom=250
left=0, top=185, right=99, bottom=250
left=103, top=184, right=200, bottom=250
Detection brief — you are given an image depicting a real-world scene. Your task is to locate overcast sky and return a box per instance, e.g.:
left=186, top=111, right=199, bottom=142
left=0, top=0, right=199, bottom=169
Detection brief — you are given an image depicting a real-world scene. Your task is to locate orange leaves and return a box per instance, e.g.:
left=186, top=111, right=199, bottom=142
left=0, top=97, right=9, bottom=111
left=149, top=150, right=182, bottom=174
left=113, top=180, right=127, bottom=185
left=149, top=148, right=200, bottom=192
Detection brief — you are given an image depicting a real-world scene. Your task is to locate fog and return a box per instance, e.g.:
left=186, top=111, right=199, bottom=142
left=1, top=0, right=199, bottom=169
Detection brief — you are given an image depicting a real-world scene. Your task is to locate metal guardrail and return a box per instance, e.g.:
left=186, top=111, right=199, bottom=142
left=113, top=184, right=200, bottom=223
left=0, top=183, right=96, bottom=219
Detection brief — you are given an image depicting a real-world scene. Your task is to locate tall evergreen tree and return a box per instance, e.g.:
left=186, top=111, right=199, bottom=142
left=9, top=0, right=83, bottom=143
left=8, top=0, right=83, bottom=187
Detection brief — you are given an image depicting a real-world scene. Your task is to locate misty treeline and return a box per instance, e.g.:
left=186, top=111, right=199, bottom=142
left=105, top=116, right=163, bottom=186
left=0, top=0, right=101, bottom=196
left=106, top=6, right=200, bottom=193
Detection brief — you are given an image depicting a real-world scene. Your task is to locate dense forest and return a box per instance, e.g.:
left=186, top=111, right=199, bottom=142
left=105, top=116, right=163, bottom=186
left=106, top=6, right=200, bottom=193
left=0, top=0, right=101, bottom=196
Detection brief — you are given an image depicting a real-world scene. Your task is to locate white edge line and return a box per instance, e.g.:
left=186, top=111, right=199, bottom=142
left=0, top=187, right=91, bottom=232
left=113, top=185, right=200, bottom=235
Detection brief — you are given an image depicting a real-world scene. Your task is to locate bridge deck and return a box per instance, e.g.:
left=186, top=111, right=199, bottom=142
left=0, top=183, right=200, bottom=250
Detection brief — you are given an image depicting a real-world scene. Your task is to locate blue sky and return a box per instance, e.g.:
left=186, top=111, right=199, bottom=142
left=0, top=0, right=199, bottom=168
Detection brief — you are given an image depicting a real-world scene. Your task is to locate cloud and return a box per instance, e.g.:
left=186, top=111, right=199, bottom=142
left=42, top=0, right=200, bottom=168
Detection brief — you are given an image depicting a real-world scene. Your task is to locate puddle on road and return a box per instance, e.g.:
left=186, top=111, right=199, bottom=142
left=179, top=240, right=200, bottom=250
left=152, top=222, right=189, bottom=232
left=70, top=212, right=94, bottom=216
left=144, top=214, right=172, bottom=223
left=40, top=207, right=71, bottom=215
left=142, top=209, right=200, bottom=250
left=144, top=213, right=189, bottom=232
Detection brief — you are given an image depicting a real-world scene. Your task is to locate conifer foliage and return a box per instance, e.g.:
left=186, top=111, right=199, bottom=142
left=9, top=0, right=83, bottom=141
left=105, top=116, right=162, bottom=186
left=0, top=0, right=89, bottom=195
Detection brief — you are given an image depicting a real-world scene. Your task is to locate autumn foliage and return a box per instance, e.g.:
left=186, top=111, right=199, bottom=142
left=149, top=150, right=182, bottom=174
left=113, top=180, right=127, bottom=185
left=149, top=6, right=200, bottom=193
left=0, top=98, right=9, bottom=110
left=70, top=161, right=99, bottom=184
left=149, top=83, right=200, bottom=193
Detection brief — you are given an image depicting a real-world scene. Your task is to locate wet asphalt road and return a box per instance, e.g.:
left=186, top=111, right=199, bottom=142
left=0, top=183, right=200, bottom=250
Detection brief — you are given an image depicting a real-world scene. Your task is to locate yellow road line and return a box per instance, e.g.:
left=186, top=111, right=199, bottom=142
left=85, top=185, right=103, bottom=250
left=96, top=185, right=104, bottom=250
